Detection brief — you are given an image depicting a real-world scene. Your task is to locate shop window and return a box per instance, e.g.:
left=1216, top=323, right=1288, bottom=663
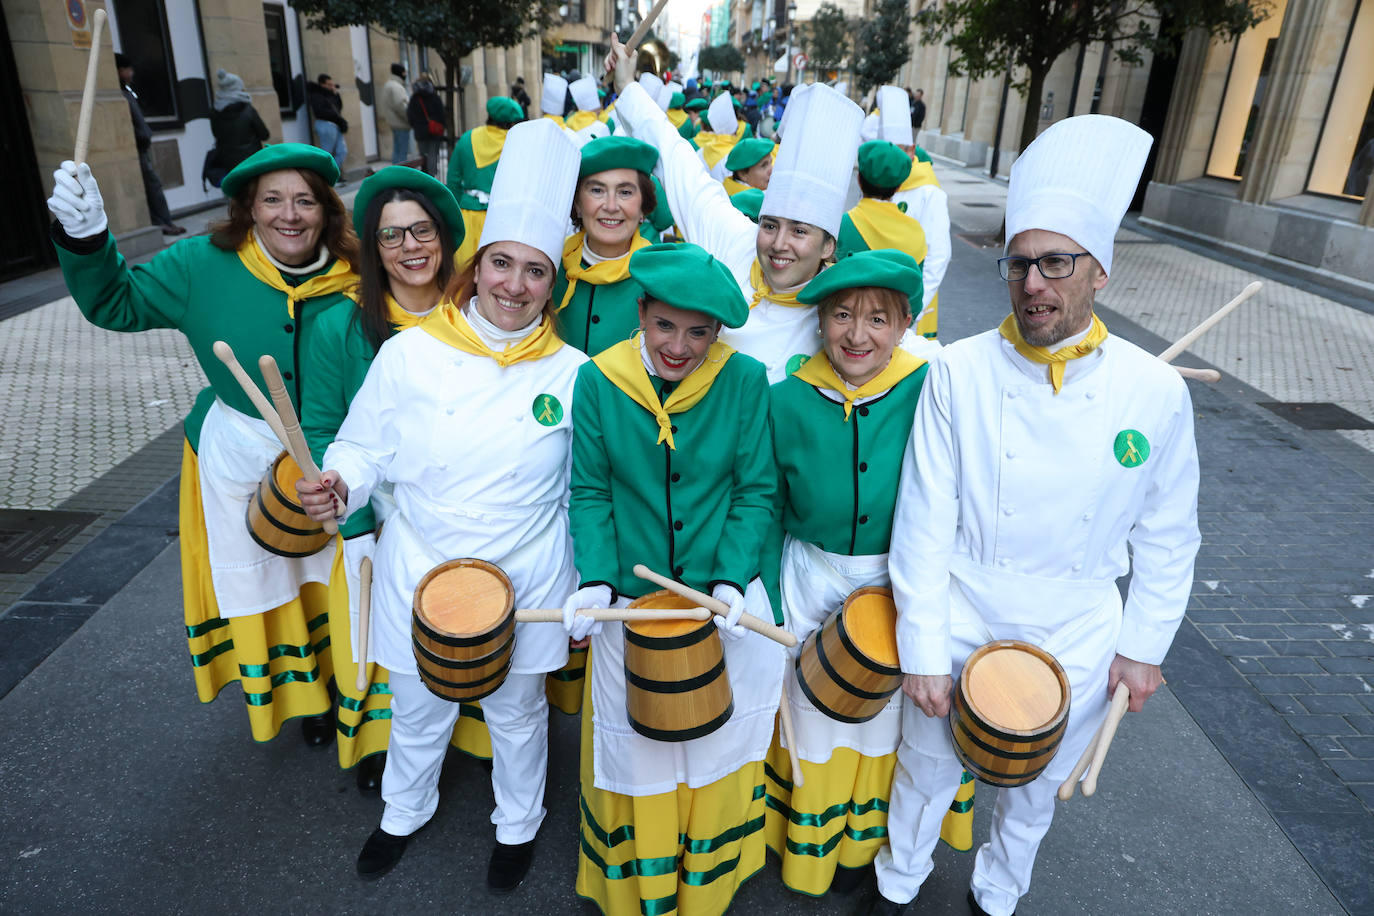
left=1307, top=0, right=1374, bottom=200
left=1205, top=0, right=1288, bottom=181
left=264, top=4, right=297, bottom=115
left=111, top=0, right=179, bottom=125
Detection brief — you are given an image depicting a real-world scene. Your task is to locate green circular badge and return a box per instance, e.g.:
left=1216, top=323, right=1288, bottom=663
left=1113, top=429, right=1150, bottom=468
left=785, top=353, right=811, bottom=375
left=532, top=393, right=564, bottom=426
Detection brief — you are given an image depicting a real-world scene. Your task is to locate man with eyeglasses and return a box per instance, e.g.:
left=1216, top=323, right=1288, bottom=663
left=869, top=115, right=1201, bottom=916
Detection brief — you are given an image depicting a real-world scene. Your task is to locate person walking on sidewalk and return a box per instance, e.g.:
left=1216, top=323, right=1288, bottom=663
left=114, top=53, right=185, bottom=236
left=207, top=69, right=269, bottom=181
left=868, top=114, right=1202, bottom=916
left=308, top=74, right=349, bottom=174
left=45, top=144, right=361, bottom=748
left=379, top=63, right=412, bottom=164
left=407, top=74, right=447, bottom=178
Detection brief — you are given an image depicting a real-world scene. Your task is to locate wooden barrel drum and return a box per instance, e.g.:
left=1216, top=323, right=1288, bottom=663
left=412, top=558, right=515, bottom=702
left=245, top=450, right=331, bottom=558
left=796, top=586, right=903, bottom=723
left=950, top=640, right=1070, bottom=788
left=623, top=591, right=734, bottom=742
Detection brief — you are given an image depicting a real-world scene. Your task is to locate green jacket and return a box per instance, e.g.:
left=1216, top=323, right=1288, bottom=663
left=445, top=129, right=499, bottom=211
left=53, top=231, right=354, bottom=452
left=552, top=267, right=645, bottom=356
left=569, top=352, right=776, bottom=601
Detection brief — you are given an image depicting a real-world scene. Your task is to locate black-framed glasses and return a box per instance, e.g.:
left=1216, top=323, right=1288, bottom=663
left=997, top=251, right=1091, bottom=282
left=376, top=221, right=439, bottom=248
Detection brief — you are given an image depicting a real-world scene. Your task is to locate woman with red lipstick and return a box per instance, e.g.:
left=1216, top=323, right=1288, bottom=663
left=47, top=144, right=358, bottom=746
left=564, top=242, right=783, bottom=916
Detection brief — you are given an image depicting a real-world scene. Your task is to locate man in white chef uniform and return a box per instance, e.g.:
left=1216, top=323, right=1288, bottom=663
left=869, top=115, right=1202, bottom=916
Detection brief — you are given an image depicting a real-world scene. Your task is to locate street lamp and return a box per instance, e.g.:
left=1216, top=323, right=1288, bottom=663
left=785, top=1, right=797, bottom=86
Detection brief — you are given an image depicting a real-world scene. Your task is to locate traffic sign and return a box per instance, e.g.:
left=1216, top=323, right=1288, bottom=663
left=793, top=53, right=808, bottom=70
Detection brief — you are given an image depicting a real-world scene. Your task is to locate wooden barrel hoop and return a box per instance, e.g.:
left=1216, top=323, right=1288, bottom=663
left=245, top=451, right=331, bottom=558
left=411, top=558, right=515, bottom=703
left=796, top=586, right=903, bottom=723
left=623, top=591, right=734, bottom=742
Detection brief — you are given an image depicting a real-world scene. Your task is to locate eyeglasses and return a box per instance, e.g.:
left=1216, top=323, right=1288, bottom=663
left=376, top=221, right=439, bottom=248
left=997, top=251, right=1091, bottom=282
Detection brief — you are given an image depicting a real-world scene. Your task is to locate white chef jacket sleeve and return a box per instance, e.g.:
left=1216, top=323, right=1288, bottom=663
left=321, top=339, right=404, bottom=521
left=1117, top=378, right=1201, bottom=664
left=890, top=354, right=960, bottom=676
left=914, top=186, right=950, bottom=309
left=612, top=83, right=757, bottom=271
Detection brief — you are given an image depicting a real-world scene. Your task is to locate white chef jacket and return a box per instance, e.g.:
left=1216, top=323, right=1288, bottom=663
left=613, top=83, right=819, bottom=383
left=324, top=326, right=588, bottom=678
left=892, top=183, right=950, bottom=312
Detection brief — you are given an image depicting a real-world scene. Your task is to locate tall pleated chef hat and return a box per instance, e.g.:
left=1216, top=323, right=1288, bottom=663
left=877, top=85, right=913, bottom=146
left=569, top=75, right=600, bottom=112
left=655, top=81, right=675, bottom=111
left=541, top=73, right=568, bottom=116
left=478, top=118, right=581, bottom=267
left=706, top=91, right=737, bottom=134
left=1005, top=114, right=1152, bottom=277
left=860, top=112, right=879, bottom=143
left=638, top=71, right=665, bottom=103
left=664, top=81, right=684, bottom=104
left=762, top=82, right=864, bottom=237
left=572, top=119, right=611, bottom=146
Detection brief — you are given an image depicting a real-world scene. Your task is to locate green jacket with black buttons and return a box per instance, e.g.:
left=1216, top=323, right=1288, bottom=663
left=552, top=266, right=646, bottom=356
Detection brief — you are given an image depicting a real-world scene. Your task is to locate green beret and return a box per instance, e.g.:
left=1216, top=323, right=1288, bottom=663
left=647, top=175, right=675, bottom=233
left=630, top=242, right=748, bottom=328
left=222, top=143, right=339, bottom=199
left=669, top=91, right=686, bottom=109
left=751, top=81, right=760, bottom=91
left=486, top=96, right=524, bottom=124
left=857, top=140, right=912, bottom=189
left=913, top=145, right=932, bottom=163
left=579, top=135, right=659, bottom=179
left=798, top=249, right=923, bottom=308
left=702, top=78, right=713, bottom=87
left=725, top=138, right=773, bottom=172
left=351, top=166, right=465, bottom=253
left=684, top=98, right=708, bottom=112
left=729, top=188, right=764, bottom=223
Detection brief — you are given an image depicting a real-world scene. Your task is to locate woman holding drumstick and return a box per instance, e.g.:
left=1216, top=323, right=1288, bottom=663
left=296, top=119, right=587, bottom=889
left=46, top=145, right=358, bottom=746
left=563, top=242, right=782, bottom=916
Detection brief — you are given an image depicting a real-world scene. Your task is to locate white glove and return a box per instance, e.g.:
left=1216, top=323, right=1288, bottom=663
left=47, top=160, right=108, bottom=239
left=342, top=532, right=378, bottom=664
left=562, top=584, right=612, bottom=641
left=712, top=583, right=749, bottom=641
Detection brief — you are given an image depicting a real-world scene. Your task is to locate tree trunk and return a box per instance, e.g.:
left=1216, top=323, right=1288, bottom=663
left=443, top=58, right=460, bottom=138
left=1017, top=65, right=1048, bottom=153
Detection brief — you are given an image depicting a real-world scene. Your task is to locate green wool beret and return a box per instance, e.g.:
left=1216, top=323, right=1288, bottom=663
left=486, top=96, right=524, bottom=124
left=684, top=98, right=708, bottom=112
left=725, top=138, right=774, bottom=172
left=729, top=188, right=764, bottom=223
left=798, top=249, right=923, bottom=307
left=857, top=140, right=913, bottom=189
left=913, top=145, right=933, bottom=163
left=629, top=242, right=748, bottom=328
left=351, top=166, right=465, bottom=253
left=669, top=91, right=686, bottom=109
left=221, top=143, right=339, bottom=199
left=579, top=135, right=659, bottom=179
left=647, top=175, right=675, bottom=233
left=751, top=81, right=760, bottom=91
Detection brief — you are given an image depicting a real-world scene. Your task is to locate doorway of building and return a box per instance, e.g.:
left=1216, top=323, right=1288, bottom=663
left=0, top=10, right=55, bottom=281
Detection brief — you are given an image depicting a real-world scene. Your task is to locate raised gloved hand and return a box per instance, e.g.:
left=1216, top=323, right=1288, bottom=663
left=47, top=160, right=108, bottom=239
left=562, top=584, right=612, bottom=642
left=712, top=583, right=748, bottom=641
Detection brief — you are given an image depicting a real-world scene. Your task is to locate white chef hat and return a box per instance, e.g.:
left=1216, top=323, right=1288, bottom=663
left=478, top=118, right=581, bottom=267
left=706, top=92, right=737, bottom=134
left=761, top=82, right=863, bottom=237
left=860, top=112, right=880, bottom=142
left=1005, top=114, right=1152, bottom=277
left=569, top=75, right=599, bottom=112
left=665, top=81, right=684, bottom=101
left=638, top=71, right=664, bottom=103
left=576, top=119, right=611, bottom=145
left=541, top=73, right=568, bottom=116
left=877, top=85, right=913, bottom=146
left=834, top=81, right=848, bottom=97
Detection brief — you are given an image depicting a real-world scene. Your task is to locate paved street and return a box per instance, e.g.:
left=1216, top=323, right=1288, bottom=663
left=1, top=160, right=1371, bottom=914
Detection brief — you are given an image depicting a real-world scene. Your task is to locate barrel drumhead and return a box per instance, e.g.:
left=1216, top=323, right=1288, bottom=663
left=625, top=591, right=703, bottom=638
left=840, top=586, right=900, bottom=671
left=413, top=558, right=513, bottom=638
left=961, top=640, right=1068, bottom=734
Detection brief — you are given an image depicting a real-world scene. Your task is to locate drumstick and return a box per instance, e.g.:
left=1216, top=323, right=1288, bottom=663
left=513, top=607, right=713, bottom=623
left=258, top=354, right=338, bottom=536
left=355, top=556, right=372, bottom=692
left=626, top=0, right=672, bottom=56
left=1057, top=714, right=1110, bottom=801
left=1174, top=366, right=1221, bottom=383
left=632, top=564, right=799, bottom=647
left=74, top=9, right=108, bottom=164
left=779, top=684, right=804, bottom=788
left=1157, top=281, right=1262, bottom=364
left=1081, top=682, right=1131, bottom=797
left=212, top=341, right=294, bottom=451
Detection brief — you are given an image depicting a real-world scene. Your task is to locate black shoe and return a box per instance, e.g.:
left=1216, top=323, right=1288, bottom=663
left=356, top=827, right=408, bottom=880
left=869, top=895, right=908, bottom=915
left=831, top=864, right=867, bottom=894
left=486, top=839, right=535, bottom=893
left=300, top=712, right=335, bottom=747
left=161, top=223, right=187, bottom=236
left=967, top=889, right=1012, bottom=916
left=356, top=752, right=386, bottom=795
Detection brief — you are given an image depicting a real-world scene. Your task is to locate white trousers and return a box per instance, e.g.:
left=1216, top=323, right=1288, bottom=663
left=381, top=671, right=549, bottom=844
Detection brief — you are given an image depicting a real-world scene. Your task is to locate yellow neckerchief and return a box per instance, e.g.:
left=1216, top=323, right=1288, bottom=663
left=342, top=290, right=434, bottom=332
left=543, top=113, right=565, bottom=127
left=237, top=231, right=355, bottom=319
left=722, top=176, right=750, bottom=195
left=591, top=334, right=734, bottom=449
left=696, top=121, right=746, bottom=169
left=599, top=103, right=616, bottom=124
left=748, top=258, right=809, bottom=309
left=557, top=232, right=651, bottom=311
left=421, top=300, right=564, bottom=367
left=794, top=346, right=925, bottom=420
left=848, top=198, right=927, bottom=263
left=565, top=109, right=598, bottom=131
left=899, top=160, right=940, bottom=192
left=666, top=109, right=688, bottom=128
left=471, top=125, right=507, bottom=169
left=998, top=313, right=1109, bottom=394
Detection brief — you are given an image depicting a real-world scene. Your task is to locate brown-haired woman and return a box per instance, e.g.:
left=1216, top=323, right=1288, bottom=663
left=46, top=144, right=359, bottom=746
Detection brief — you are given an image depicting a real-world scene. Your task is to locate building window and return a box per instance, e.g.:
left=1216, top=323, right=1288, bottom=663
left=561, top=0, right=586, bottom=24
left=111, top=0, right=179, bottom=124
left=264, top=4, right=296, bottom=114
left=1307, top=0, right=1374, bottom=200
left=1205, top=0, right=1288, bottom=181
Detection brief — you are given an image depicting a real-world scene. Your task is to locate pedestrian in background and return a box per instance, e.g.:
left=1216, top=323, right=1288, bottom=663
left=511, top=75, right=532, bottom=118
left=909, top=88, right=926, bottom=131
left=407, top=73, right=447, bottom=178
left=207, top=69, right=269, bottom=185
left=380, top=63, right=412, bottom=164
left=114, top=52, right=185, bottom=236
left=308, top=73, right=349, bottom=176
